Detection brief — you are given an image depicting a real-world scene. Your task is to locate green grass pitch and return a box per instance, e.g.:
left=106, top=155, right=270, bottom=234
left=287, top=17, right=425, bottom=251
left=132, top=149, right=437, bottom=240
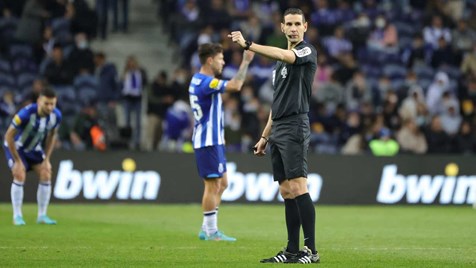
left=0, top=204, right=475, bottom=267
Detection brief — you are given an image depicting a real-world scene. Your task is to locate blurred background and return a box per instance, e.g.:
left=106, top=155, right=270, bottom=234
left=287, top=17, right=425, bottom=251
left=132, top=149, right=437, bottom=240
left=1, top=0, right=476, bottom=157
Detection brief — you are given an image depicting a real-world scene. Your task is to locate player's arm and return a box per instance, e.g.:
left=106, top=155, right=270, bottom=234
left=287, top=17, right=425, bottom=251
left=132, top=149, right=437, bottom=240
left=225, top=50, right=255, bottom=92
left=5, top=125, right=27, bottom=180
left=5, top=125, right=21, bottom=163
left=254, top=111, right=273, bottom=156
left=228, top=31, right=296, bottom=64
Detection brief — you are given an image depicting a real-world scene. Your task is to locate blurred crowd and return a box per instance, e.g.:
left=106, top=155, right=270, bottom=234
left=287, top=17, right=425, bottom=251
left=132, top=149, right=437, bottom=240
left=2, top=0, right=476, bottom=155
left=159, top=0, right=476, bottom=155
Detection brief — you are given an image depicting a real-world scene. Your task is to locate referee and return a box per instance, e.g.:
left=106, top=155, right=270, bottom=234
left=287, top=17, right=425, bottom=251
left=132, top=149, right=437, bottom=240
left=229, top=8, right=319, bottom=264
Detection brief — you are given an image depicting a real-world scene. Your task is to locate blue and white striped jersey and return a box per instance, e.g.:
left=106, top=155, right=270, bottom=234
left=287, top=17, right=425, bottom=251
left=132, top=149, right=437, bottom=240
left=189, top=73, right=228, bottom=149
left=5, top=104, right=62, bottom=152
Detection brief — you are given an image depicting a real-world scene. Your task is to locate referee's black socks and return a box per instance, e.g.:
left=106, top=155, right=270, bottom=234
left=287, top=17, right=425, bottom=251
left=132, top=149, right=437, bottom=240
left=284, top=198, right=300, bottom=253
left=296, top=193, right=317, bottom=254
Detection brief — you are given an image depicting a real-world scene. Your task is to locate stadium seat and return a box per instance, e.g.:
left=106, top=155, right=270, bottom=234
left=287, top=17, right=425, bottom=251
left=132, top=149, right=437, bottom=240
left=394, top=21, right=415, bottom=38
left=383, top=64, right=407, bottom=79
left=0, top=73, right=16, bottom=88
left=74, top=74, right=98, bottom=90
left=16, top=73, right=36, bottom=89
left=51, top=18, right=72, bottom=44
left=413, top=64, right=434, bottom=80
left=11, top=57, right=38, bottom=74
left=418, top=78, right=432, bottom=91
left=0, top=58, right=12, bottom=74
left=9, top=44, right=33, bottom=59
left=361, top=64, right=382, bottom=77
left=78, top=87, right=98, bottom=106
left=391, top=79, right=405, bottom=91
left=398, top=36, right=413, bottom=49
left=0, top=17, right=18, bottom=42
left=438, top=65, right=461, bottom=80
left=55, top=86, right=76, bottom=102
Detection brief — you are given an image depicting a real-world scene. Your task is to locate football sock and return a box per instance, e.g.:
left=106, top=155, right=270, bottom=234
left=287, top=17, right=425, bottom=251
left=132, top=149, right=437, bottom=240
left=11, top=180, right=24, bottom=218
left=37, top=183, right=51, bottom=217
left=296, top=193, right=316, bottom=253
left=203, top=210, right=217, bottom=236
left=284, top=198, right=300, bottom=253
left=202, top=207, right=219, bottom=231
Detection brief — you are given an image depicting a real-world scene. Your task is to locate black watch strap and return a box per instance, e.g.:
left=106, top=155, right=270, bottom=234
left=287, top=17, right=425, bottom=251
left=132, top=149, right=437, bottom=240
left=244, top=40, right=252, bottom=50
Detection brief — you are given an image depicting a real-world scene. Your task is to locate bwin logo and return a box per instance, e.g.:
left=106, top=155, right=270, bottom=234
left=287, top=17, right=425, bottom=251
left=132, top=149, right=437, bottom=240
left=222, top=162, right=322, bottom=202
left=377, top=164, right=476, bottom=204
left=54, top=159, right=161, bottom=200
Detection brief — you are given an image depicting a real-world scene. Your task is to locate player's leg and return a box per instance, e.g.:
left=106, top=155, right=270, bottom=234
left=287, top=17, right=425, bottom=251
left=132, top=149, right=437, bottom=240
left=31, top=156, right=56, bottom=225
left=261, top=136, right=300, bottom=263
left=195, top=145, right=235, bottom=241
left=4, top=145, right=27, bottom=225
left=202, top=178, right=220, bottom=236
left=215, top=145, right=229, bottom=219
left=281, top=117, right=319, bottom=263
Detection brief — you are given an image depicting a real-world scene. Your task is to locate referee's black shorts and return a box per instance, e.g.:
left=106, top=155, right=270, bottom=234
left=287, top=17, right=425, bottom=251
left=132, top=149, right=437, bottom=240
left=269, top=113, right=310, bottom=182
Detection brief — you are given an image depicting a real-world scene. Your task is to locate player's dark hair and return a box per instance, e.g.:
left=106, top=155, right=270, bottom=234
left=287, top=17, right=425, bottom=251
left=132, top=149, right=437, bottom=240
left=40, top=87, right=57, bottom=98
left=283, top=8, right=306, bottom=23
left=198, top=43, right=223, bottom=65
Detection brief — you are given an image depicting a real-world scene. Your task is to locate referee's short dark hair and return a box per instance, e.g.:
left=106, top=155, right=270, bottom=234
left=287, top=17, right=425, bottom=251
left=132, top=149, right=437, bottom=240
left=40, top=86, right=57, bottom=98
left=283, top=8, right=306, bottom=22
left=198, top=43, right=224, bottom=65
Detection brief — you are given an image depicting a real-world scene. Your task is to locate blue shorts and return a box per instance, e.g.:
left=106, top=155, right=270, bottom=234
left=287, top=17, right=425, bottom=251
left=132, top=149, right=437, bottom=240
left=3, top=144, right=45, bottom=171
left=194, top=145, right=227, bottom=179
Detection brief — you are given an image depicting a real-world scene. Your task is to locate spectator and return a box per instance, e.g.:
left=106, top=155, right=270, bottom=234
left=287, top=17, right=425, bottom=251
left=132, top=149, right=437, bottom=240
left=240, top=84, right=261, bottom=147
left=310, top=0, right=338, bottom=36
left=423, top=15, right=451, bottom=50
left=401, top=34, right=430, bottom=68
left=424, top=115, right=452, bottom=153
left=430, top=37, right=456, bottom=68
left=201, top=0, right=231, bottom=32
left=347, top=13, right=372, bottom=53
left=399, top=85, right=428, bottom=125
left=67, top=32, right=95, bottom=76
left=455, top=120, right=476, bottom=154
left=369, top=127, right=400, bottom=156
left=312, top=54, right=332, bottom=93
left=70, top=0, right=98, bottom=37
left=367, top=14, right=398, bottom=53
left=0, top=90, right=16, bottom=131
left=345, top=71, right=372, bottom=111
left=95, top=0, right=109, bottom=39
left=14, top=0, right=50, bottom=45
left=162, top=95, right=193, bottom=152
left=94, top=51, right=119, bottom=107
left=315, top=72, right=344, bottom=113
left=121, top=55, right=147, bottom=150
left=323, top=26, right=353, bottom=61
left=460, top=44, right=476, bottom=77
left=426, top=72, right=450, bottom=115
left=144, top=71, right=176, bottom=151
left=239, top=13, right=262, bottom=43
left=69, top=103, right=100, bottom=151
left=451, top=19, right=476, bottom=55
left=440, top=103, right=462, bottom=136
left=396, top=118, right=428, bottom=154
left=111, top=0, right=129, bottom=33
left=43, top=44, right=74, bottom=86
left=223, top=96, right=242, bottom=152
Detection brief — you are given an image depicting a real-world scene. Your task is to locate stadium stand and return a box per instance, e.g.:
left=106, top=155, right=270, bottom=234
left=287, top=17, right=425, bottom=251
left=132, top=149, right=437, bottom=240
left=1, top=0, right=476, bottom=155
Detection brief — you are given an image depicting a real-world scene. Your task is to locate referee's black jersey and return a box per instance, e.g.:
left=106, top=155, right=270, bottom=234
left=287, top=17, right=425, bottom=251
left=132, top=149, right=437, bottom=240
left=271, top=41, right=317, bottom=121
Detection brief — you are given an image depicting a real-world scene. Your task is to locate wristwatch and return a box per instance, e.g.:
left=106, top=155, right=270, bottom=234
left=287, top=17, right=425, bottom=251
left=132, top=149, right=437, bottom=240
left=244, top=40, right=252, bottom=50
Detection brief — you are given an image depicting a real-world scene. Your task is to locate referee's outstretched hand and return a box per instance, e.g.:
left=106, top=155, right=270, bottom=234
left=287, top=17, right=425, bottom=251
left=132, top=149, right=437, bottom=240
left=228, top=31, right=246, bottom=49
